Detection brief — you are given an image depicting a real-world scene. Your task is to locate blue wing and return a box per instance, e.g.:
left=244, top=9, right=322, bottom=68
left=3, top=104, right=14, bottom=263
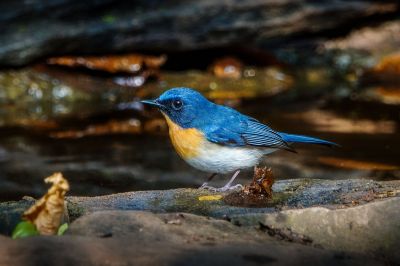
left=202, top=105, right=293, bottom=151
left=241, top=118, right=293, bottom=151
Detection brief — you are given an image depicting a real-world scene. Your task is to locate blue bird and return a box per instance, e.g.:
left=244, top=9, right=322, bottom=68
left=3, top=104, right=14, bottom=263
left=142, top=88, right=337, bottom=191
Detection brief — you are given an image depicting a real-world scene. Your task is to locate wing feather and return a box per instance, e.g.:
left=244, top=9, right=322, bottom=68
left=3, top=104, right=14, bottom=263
left=203, top=107, right=294, bottom=151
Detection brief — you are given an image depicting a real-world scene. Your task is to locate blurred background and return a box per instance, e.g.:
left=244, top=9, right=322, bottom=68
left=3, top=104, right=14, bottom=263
left=0, top=0, right=399, bottom=201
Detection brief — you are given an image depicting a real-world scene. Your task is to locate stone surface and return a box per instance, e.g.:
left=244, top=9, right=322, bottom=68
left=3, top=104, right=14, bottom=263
left=0, top=197, right=35, bottom=235
left=1, top=179, right=399, bottom=265
left=0, top=0, right=399, bottom=66
left=231, top=197, right=400, bottom=263
left=2, top=179, right=399, bottom=235
left=323, top=20, right=400, bottom=59
left=66, top=179, right=400, bottom=220
left=0, top=211, right=384, bottom=266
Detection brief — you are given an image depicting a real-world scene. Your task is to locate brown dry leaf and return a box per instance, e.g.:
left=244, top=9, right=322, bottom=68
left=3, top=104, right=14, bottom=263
left=47, top=54, right=166, bottom=73
left=243, top=166, right=275, bottom=198
left=22, top=173, right=70, bottom=235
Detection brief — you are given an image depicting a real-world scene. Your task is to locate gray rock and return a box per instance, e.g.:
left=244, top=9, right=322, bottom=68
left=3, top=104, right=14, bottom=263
left=0, top=0, right=399, bottom=66
left=231, top=197, right=400, bottom=263
left=1, top=178, right=399, bottom=265
left=0, top=197, right=35, bottom=235
left=0, top=211, right=384, bottom=266
left=66, top=179, right=400, bottom=220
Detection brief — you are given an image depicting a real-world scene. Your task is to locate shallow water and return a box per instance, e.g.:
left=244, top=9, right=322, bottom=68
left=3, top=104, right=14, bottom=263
left=0, top=62, right=398, bottom=201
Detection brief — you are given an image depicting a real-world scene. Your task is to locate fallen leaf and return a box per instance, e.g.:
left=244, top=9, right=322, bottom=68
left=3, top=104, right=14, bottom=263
left=47, top=54, right=166, bottom=74
left=22, top=173, right=70, bottom=235
left=243, top=166, right=274, bottom=198
left=198, top=195, right=223, bottom=201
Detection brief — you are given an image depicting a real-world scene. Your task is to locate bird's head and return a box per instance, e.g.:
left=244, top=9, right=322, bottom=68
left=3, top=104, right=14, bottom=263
left=141, top=88, right=212, bottom=128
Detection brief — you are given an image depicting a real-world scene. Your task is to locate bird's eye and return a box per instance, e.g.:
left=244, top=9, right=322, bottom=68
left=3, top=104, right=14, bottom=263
left=171, top=99, right=183, bottom=110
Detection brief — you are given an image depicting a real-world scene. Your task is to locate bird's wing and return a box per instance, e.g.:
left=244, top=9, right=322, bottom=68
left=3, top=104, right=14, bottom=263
left=203, top=107, right=293, bottom=151
left=242, top=118, right=294, bottom=151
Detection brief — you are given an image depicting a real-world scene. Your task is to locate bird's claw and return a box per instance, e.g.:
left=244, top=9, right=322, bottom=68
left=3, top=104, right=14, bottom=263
left=199, top=183, right=243, bottom=192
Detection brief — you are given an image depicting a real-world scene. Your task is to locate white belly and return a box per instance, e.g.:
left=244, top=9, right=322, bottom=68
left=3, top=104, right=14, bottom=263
left=185, top=141, right=276, bottom=174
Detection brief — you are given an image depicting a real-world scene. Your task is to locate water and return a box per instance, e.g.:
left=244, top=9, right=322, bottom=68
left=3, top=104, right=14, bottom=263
left=0, top=61, right=398, bottom=201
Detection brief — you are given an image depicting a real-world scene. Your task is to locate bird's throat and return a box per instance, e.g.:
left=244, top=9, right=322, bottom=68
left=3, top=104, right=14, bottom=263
left=162, top=113, right=203, bottom=159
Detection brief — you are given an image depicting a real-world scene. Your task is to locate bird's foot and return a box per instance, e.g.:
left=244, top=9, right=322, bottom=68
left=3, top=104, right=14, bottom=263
left=199, top=182, right=210, bottom=189
left=199, top=183, right=243, bottom=192
left=199, top=170, right=242, bottom=192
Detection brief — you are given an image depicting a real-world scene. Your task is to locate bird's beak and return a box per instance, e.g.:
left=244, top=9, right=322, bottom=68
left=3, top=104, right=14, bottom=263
left=141, top=99, right=163, bottom=108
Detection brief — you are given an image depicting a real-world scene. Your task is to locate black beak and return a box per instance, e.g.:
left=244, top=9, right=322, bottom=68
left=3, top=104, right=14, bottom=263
left=141, top=99, right=163, bottom=108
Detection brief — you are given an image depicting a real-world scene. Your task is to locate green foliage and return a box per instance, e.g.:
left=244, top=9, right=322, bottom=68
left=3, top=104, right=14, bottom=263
left=57, top=223, right=68, bottom=235
left=11, top=221, right=39, bottom=239
left=12, top=221, right=69, bottom=238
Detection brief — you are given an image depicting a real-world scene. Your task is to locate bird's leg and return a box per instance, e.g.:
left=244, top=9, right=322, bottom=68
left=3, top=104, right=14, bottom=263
left=218, top=170, right=242, bottom=191
left=199, top=173, right=217, bottom=189
left=200, top=170, right=242, bottom=192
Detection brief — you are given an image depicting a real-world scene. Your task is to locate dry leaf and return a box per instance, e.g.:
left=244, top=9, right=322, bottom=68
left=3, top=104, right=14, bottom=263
left=47, top=54, right=166, bottom=73
left=22, top=173, right=70, bottom=235
left=243, top=166, right=274, bottom=198
left=198, top=195, right=223, bottom=201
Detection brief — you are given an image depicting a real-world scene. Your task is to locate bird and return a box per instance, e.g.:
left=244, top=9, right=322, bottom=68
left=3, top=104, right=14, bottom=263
left=141, top=88, right=337, bottom=191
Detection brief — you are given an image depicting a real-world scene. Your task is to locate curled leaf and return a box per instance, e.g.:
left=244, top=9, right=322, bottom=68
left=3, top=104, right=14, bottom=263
left=243, top=166, right=274, bottom=198
left=22, top=173, right=70, bottom=235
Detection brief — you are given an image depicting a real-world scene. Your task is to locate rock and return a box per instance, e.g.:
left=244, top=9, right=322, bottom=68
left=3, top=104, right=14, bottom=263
left=0, top=0, right=399, bottom=66
left=66, top=179, right=400, bottom=220
left=67, top=211, right=265, bottom=242
left=324, top=20, right=400, bottom=61
left=1, top=179, right=399, bottom=264
left=231, top=197, right=400, bottom=263
left=321, top=20, right=400, bottom=84
left=0, top=197, right=35, bottom=235
left=0, top=211, right=384, bottom=266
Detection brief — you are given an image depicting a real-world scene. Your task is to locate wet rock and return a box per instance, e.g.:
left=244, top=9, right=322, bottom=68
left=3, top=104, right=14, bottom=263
left=67, top=211, right=265, bottom=243
left=0, top=197, right=35, bottom=235
left=322, top=20, right=400, bottom=88
left=158, top=67, right=293, bottom=100
left=65, top=179, right=400, bottom=220
left=231, top=198, right=400, bottom=263
left=0, top=69, right=91, bottom=127
left=0, top=227, right=382, bottom=266
left=0, top=0, right=399, bottom=66
left=324, top=20, right=400, bottom=61
left=1, top=179, right=399, bottom=264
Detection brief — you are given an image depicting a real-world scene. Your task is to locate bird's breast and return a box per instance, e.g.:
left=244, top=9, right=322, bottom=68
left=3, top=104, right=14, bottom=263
left=163, top=115, right=203, bottom=159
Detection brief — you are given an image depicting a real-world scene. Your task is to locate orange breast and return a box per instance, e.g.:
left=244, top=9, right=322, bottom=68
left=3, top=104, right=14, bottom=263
left=163, top=114, right=203, bottom=159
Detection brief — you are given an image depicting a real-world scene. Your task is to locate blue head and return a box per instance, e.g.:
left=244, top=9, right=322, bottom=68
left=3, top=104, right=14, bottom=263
left=141, top=88, right=213, bottom=128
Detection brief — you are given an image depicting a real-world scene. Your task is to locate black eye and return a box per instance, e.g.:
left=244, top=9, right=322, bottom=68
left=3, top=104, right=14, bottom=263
left=171, top=99, right=183, bottom=110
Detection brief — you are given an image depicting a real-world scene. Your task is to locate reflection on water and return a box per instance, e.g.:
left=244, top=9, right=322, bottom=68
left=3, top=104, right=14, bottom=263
left=0, top=60, right=399, bottom=201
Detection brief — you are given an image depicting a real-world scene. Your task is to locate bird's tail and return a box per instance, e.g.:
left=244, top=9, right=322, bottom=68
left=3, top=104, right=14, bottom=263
left=279, top=133, right=338, bottom=147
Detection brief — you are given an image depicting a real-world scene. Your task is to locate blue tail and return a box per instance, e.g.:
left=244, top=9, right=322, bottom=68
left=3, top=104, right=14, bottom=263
left=279, top=132, right=338, bottom=147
